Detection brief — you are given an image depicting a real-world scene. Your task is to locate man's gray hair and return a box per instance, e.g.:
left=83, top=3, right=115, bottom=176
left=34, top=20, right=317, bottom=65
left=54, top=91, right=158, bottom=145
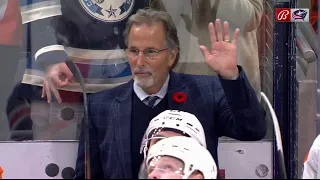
left=123, top=8, right=180, bottom=69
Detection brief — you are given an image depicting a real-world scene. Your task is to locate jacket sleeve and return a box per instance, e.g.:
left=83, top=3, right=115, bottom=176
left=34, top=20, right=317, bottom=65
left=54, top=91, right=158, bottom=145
left=216, top=0, right=264, bottom=32
left=214, top=66, right=267, bottom=140
left=302, top=150, right=318, bottom=179
left=20, top=0, right=68, bottom=69
left=74, top=95, right=104, bottom=179
left=302, top=135, right=320, bottom=179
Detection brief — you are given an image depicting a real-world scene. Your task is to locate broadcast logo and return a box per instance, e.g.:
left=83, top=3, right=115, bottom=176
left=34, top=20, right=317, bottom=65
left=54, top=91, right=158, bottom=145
left=276, top=8, right=309, bottom=22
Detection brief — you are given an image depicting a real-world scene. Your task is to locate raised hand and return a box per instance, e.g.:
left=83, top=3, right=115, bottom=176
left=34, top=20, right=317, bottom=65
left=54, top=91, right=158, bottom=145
left=199, top=19, right=240, bottom=79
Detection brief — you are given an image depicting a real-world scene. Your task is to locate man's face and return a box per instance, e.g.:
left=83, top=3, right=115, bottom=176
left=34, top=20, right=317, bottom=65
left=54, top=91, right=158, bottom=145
left=147, top=156, right=204, bottom=179
left=144, top=131, right=205, bottom=179
left=147, top=156, right=184, bottom=179
left=127, top=23, right=177, bottom=93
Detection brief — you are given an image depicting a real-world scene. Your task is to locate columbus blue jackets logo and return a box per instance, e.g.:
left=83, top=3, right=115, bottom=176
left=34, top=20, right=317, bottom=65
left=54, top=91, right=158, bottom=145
left=292, top=9, right=308, bottom=20
left=80, top=0, right=135, bottom=22
left=291, top=8, right=309, bottom=22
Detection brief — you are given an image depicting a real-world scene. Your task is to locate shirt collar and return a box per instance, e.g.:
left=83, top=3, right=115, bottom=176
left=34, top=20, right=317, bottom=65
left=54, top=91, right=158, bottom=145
left=133, top=73, right=170, bottom=101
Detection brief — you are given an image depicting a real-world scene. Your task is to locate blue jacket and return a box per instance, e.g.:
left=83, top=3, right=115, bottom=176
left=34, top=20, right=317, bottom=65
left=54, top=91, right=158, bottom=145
left=75, top=67, right=267, bottom=179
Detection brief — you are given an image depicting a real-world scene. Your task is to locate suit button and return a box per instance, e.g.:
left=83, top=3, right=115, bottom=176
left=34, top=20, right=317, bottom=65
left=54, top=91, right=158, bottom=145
left=61, top=107, right=75, bottom=121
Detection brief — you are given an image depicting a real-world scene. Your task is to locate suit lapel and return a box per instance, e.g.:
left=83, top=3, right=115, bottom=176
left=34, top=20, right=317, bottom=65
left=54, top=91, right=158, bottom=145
left=111, top=72, right=198, bottom=178
left=114, top=80, right=134, bottom=179
left=168, top=71, right=196, bottom=113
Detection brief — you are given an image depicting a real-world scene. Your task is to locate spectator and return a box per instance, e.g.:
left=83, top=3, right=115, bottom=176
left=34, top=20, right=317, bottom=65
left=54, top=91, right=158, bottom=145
left=302, top=134, right=320, bottom=179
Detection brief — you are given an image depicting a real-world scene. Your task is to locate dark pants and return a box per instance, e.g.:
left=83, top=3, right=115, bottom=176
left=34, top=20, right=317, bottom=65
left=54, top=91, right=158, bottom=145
left=6, top=83, right=84, bottom=141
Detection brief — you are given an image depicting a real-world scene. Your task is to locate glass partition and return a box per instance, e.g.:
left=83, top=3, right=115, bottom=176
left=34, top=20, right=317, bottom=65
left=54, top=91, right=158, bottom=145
left=295, top=0, right=318, bottom=178
left=0, top=0, right=278, bottom=179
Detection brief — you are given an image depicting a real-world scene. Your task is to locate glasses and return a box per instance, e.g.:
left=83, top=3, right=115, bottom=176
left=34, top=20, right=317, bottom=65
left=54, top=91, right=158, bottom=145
left=125, top=48, right=169, bottom=59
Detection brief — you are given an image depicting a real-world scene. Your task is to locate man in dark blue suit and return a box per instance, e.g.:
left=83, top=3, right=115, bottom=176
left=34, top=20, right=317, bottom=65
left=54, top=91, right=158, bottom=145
left=75, top=8, right=266, bottom=179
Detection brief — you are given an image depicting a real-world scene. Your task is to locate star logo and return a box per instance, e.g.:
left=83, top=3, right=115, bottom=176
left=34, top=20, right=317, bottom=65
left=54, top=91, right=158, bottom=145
left=106, top=5, right=117, bottom=18
left=290, top=8, right=309, bottom=22
left=79, top=0, right=135, bottom=22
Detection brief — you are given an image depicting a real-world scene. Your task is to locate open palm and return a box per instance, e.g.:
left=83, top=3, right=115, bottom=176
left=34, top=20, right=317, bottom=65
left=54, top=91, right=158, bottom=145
left=200, top=19, right=240, bottom=79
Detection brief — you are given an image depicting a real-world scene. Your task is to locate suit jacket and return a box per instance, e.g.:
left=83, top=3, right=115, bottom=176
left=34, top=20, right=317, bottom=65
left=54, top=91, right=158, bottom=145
left=75, top=67, right=267, bottom=179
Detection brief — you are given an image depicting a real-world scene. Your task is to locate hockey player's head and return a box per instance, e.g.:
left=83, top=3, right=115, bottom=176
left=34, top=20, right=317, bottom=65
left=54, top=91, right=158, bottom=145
left=140, top=110, right=206, bottom=158
left=146, top=136, right=217, bottom=179
left=123, top=8, right=180, bottom=93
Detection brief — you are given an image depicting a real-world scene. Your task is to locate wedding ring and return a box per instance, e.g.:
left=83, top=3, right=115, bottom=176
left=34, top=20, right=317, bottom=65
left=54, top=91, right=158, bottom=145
left=224, top=39, right=230, bottom=42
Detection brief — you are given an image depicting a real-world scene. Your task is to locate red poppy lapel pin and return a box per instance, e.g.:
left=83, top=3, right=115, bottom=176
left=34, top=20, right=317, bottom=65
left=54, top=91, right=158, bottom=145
left=172, top=92, right=187, bottom=104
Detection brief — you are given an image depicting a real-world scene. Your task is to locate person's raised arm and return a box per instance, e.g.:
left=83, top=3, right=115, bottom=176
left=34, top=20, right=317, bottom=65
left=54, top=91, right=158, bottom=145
left=199, top=19, right=266, bottom=140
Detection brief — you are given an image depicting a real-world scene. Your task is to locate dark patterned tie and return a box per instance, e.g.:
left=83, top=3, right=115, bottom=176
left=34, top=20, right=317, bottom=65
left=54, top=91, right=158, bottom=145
left=146, top=96, right=159, bottom=108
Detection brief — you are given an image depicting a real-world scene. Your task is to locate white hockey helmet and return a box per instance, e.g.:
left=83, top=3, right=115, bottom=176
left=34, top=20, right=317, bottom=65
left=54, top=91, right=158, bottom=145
left=140, top=110, right=207, bottom=155
left=146, top=136, right=217, bottom=179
